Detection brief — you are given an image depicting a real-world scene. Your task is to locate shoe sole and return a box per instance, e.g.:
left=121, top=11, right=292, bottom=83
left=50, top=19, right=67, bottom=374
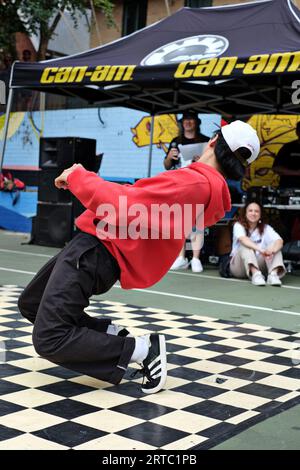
left=191, top=268, right=203, bottom=273
left=141, top=335, right=167, bottom=394
left=170, top=263, right=189, bottom=271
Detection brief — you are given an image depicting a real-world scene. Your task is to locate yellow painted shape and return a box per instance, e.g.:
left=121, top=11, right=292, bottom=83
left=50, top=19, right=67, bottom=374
left=0, top=112, right=25, bottom=140
left=131, top=114, right=179, bottom=147
left=244, top=115, right=300, bottom=189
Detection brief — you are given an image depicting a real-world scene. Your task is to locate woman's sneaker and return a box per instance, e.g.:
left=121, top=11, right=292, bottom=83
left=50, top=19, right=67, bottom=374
left=251, top=271, right=266, bottom=286
left=267, top=272, right=282, bottom=286
left=140, top=334, right=167, bottom=394
left=170, top=256, right=189, bottom=270
left=191, top=258, right=203, bottom=273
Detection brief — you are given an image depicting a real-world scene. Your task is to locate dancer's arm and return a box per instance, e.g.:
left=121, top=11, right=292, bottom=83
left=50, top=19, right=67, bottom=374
left=55, top=163, right=183, bottom=221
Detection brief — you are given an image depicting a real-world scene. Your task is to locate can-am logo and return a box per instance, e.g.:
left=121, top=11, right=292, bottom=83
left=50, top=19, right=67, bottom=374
left=141, top=35, right=229, bottom=66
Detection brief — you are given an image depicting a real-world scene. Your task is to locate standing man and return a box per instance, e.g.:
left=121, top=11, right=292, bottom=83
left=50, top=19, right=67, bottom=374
left=164, top=110, right=210, bottom=273
left=18, top=121, right=260, bottom=395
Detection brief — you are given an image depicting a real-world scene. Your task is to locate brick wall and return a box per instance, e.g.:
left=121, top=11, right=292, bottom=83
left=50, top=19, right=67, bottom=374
left=147, top=0, right=183, bottom=25
left=90, top=0, right=123, bottom=48
left=15, top=33, right=37, bottom=61
left=91, top=0, right=300, bottom=48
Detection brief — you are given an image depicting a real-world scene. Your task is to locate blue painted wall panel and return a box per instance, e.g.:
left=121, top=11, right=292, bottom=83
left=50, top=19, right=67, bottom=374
left=2, top=108, right=220, bottom=179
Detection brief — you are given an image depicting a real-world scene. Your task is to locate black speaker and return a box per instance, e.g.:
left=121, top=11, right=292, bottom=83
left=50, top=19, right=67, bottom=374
left=34, top=203, right=74, bottom=247
left=34, top=138, right=101, bottom=247
left=38, top=169, right=72, bottom=203
left=72, top=197, right=86, bottom=219
left=39, top=137, right=97, bottom=170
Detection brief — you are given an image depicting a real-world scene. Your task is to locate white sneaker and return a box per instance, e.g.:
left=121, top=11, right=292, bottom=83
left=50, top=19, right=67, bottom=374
left=251, top=271, right=266, bottom=286
left=267, top=272, right=282, bottom=287
left=170, top=256, right=189, bottom=270
left=191, top=258, right=203, bottom=273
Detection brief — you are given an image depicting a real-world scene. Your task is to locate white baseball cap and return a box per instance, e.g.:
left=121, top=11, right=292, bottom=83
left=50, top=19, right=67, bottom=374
left=221, top=120, right=260, bottom=165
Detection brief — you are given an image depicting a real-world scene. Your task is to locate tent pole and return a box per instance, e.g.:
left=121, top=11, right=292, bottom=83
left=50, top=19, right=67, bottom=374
left=90, top=0, right=102, bottom=44
left=39, top=92, right=46, bottom=138
left=165, top=0, right=171, bottom=16
left=59, top=10, right=82, bottom=50
left=147, top=114, right=155, bottom=178
left=0, top=87, right=14, bottom=172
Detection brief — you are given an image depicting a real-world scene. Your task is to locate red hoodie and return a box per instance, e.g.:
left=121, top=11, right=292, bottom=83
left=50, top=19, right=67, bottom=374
left=67, top=162, right=231, bottom=289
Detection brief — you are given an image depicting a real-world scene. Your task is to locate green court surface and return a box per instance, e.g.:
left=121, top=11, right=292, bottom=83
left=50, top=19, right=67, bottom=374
left=0, top=229, right=299, bottom=450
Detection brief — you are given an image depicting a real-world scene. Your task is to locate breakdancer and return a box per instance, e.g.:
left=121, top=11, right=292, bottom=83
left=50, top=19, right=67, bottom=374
left=18, top=120, right=259, bottom=394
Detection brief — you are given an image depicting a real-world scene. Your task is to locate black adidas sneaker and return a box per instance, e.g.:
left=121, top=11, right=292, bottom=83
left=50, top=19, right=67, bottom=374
left=117, top=328, right=131, bottom=337
left=140, top=334, right=167, bottom=394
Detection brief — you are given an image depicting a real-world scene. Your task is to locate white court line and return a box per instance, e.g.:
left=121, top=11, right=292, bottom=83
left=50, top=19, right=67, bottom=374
left=0, top=248, right=52, bottom=258
left=170, top=270, right=246, bottom=283
left=169, top=270, right=300, bottom=291
left=0, top=267, right=36, bottom=275
left=1, top=266, right=300, bottom=317
left=112, top=285, right=300, bottom=317
left=1, top=248, right=300, bottom=291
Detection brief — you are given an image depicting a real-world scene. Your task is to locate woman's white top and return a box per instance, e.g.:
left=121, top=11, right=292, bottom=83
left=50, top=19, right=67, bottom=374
left=231, top=222, right=282, bottom=257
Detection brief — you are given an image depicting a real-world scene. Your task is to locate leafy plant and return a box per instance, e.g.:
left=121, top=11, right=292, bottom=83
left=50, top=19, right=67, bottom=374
left=0, top=0, right=115, bottom=61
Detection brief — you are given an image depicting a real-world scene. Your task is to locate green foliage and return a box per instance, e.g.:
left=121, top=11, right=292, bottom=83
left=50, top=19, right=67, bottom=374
left=0, top=0, right=116, bottom=61
left=94, top=0, right=116, bottom=28
left=0, top=1, right=25, bottom=58
left=19, top=1, right=87, bottom=38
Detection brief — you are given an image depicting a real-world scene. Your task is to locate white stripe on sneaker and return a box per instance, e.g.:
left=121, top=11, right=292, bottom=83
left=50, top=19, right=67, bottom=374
left=141, top=334, right=167, bottom=394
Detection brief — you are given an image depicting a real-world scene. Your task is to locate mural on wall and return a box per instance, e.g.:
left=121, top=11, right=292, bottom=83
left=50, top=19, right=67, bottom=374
left=0, top=112, right=25, bottom=140
left=3, top=108, right=298, bottom=186
left=1, top=108, right=219, bottom=178
left=131, top=114, right=179, bottom=153
left=245, top=115, right=300, bottom=190
left=132, top=113, right=300, bottom=191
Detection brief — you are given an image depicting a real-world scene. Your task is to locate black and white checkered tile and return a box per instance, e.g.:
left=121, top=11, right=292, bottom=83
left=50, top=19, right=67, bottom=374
left=0, top=285, right=299, bottom=450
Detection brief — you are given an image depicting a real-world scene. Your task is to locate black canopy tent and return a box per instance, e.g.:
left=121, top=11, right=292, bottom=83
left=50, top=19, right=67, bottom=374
left=1, top=0, right=300, bottom=172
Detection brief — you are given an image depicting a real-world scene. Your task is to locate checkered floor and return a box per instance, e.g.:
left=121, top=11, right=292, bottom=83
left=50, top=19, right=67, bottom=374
left=0, top=285, right=300, bottom=450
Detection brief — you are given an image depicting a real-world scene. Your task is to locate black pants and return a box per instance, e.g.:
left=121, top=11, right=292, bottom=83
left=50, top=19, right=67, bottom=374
left=18, top=232, right=135, bottom=385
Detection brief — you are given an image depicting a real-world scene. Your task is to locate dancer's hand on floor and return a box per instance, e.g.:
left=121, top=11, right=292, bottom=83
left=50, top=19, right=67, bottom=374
left=54, top=164, right=84, bottom=189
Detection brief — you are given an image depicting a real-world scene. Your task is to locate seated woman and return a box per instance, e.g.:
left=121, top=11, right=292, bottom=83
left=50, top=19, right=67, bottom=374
left=229, top=201, right=286, bottom=286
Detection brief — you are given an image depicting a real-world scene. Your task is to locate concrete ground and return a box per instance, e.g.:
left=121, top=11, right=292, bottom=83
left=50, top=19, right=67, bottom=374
left=0, top=229, right=299, bottom=450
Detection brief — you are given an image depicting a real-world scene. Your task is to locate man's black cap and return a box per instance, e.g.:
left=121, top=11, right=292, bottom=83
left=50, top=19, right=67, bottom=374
left=181, top=110, right=201, bottom=124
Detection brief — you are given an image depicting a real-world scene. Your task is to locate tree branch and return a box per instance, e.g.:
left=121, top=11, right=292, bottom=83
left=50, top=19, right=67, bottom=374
left=48, top=6, right=65, bottom=38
